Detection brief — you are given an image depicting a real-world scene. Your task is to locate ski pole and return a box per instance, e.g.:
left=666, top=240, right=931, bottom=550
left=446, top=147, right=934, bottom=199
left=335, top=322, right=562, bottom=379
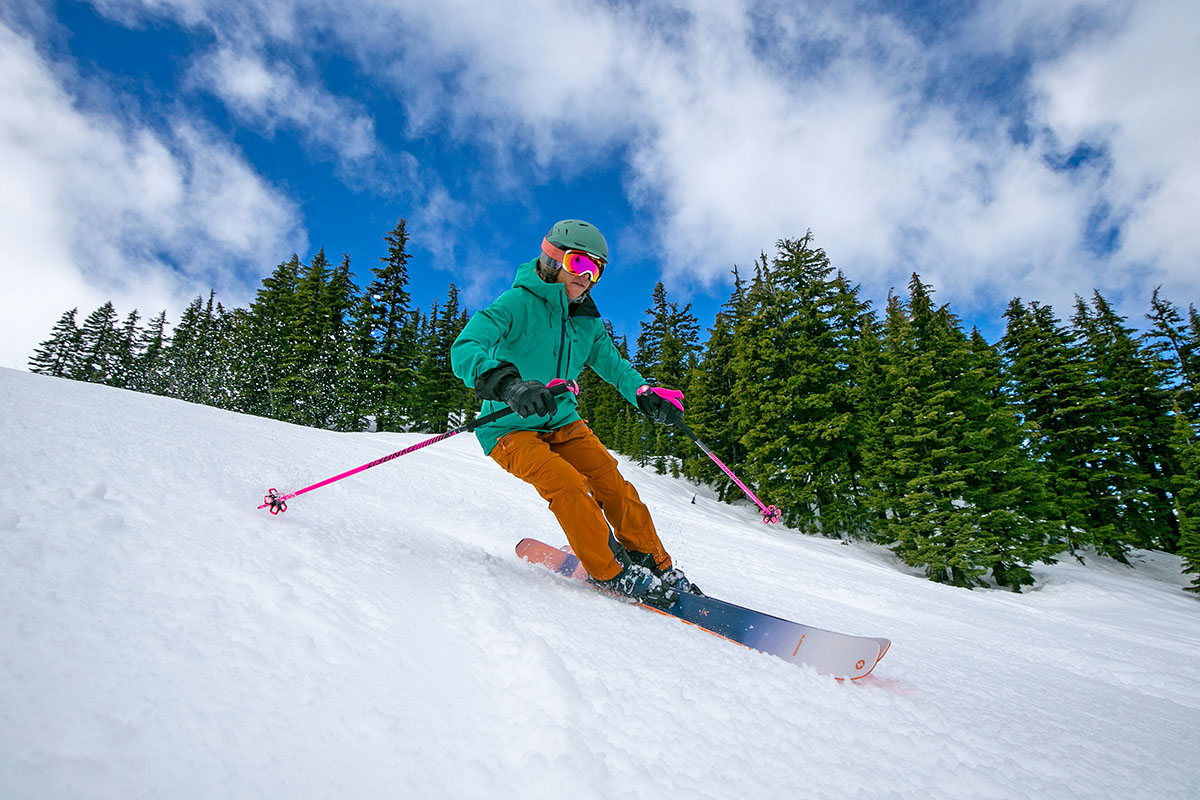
left=676, top=420, right=781, bottom=524
left=259, top=379, right=579, bottom=514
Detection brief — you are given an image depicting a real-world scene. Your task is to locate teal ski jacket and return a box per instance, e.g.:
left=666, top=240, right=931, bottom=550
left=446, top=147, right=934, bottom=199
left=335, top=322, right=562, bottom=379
left=451, top=258, right=646, bottom=455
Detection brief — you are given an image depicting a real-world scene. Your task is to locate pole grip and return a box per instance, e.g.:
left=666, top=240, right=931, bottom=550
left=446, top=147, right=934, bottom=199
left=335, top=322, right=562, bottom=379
left=462, top=378, right=578, bottom=431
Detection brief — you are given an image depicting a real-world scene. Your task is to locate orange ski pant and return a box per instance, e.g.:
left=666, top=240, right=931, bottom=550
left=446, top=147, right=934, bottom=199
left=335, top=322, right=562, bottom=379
left=490, top=421, right=671, bottom=582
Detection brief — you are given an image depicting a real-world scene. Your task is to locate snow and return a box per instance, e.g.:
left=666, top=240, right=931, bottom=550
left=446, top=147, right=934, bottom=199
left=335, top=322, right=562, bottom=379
left=1, top=366, right=1198, bottom=799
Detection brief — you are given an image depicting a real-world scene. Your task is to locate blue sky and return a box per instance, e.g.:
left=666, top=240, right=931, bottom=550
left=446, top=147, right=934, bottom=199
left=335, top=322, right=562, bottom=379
left=2, top=0, right=1198, bottom=370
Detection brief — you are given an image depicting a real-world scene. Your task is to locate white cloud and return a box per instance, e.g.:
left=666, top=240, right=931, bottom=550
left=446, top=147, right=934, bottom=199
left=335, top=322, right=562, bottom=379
left=55, top=0, right=1200, bottom=332
left=190, top=47, right=379, bottom=165
left=303, top=0, right=1196, bottom=323
left=1030, top=0, right=1200, bottom=305
left=0, top=21, right=304, bottom=369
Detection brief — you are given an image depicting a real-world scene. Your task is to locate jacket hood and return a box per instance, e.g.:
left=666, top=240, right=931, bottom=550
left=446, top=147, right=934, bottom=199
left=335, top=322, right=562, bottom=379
left=512, top=258, right=600, bottom=318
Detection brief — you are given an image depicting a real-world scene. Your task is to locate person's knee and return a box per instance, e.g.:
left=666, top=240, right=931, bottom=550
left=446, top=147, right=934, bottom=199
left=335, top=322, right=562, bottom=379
left=538, top=464, right=592, bottom=499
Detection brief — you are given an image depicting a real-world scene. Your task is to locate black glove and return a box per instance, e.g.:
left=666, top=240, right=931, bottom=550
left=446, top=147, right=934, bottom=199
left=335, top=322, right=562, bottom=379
left=637, top=385, right=684, bottom=427
left=501, top=378, right=557, bottom=418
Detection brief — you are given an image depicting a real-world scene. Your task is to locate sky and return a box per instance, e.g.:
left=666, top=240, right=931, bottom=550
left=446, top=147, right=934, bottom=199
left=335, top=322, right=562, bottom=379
left=2, top=0, right=1198, bottom=370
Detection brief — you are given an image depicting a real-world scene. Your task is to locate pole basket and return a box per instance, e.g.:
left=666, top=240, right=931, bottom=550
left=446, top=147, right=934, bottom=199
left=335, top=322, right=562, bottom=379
left=263, top=488, right=287, bottom=515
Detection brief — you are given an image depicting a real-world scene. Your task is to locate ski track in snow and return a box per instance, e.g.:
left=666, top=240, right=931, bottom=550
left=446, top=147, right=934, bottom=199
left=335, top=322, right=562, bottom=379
left=1, top=367, right=1198, bottom=799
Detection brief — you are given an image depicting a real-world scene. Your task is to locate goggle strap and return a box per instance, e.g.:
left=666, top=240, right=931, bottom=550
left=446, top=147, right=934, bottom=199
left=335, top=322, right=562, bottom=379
left=541, top=238, right=568, bottom=263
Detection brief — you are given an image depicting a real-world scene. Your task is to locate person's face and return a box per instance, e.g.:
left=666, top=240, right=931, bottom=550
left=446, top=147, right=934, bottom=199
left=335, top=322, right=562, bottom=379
left=556, top=263, right=592, bottom=300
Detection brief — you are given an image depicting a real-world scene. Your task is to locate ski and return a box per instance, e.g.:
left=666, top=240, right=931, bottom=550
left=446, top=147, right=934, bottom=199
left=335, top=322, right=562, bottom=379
left=516, top=538, right=890, bottom=680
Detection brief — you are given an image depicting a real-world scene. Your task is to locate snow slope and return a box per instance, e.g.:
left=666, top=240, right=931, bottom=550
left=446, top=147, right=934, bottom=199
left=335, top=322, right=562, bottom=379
left=1, top=366, right=1197, bottom=799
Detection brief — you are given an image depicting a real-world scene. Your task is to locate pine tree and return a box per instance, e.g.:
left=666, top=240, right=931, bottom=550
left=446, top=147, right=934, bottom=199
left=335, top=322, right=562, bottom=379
left=325, top=254, right=365, bottom=431
left=240, top=255, right=302, bottom=419
left=412, top=285, right=474, bottom=431
left=632, top=283, right=668, bottom=469
left=633, top=282, right=701, bottom=473
left=437, top=284, right=475, bottom=426
left=868, top=277, right=1058, bottom=588
left=1172, top=409, right=1200, bottom=592
left=1147, top=288, right=1199, bottom=421
left=268, top=248, right=360, bottom=428
left=207, top=301, right=240, bottom=411
left=1071, top=292, right=1177, bottom=555
left=348, top=292, right=382, bottom=429
left=850, top=308, right=889, bottom=527
left=867, top=282, right=982, bottom=585
left=576, top=320, right=630, bottom=445
left=75, top=302, right=120, bottom=384
left=28, top=308, right=83, bottom=377
left=961, top=330, right=1064, bottom=588
left=634, top=282, right=669, bottom=377
left=111, top=309, right=142, bottom=389
left=730, top=236, right=875, bottom=535
left=685, top=269, right=747, bottom=497
left=134, top=311, right=170, bottom=395
left=165, top=292, right=227, bottom=407
left=272, top=249, right=334, bottom=426
left=1001, top=299, right=1095, bottom=554
left=219, top=308, right=255, bottom=412
left=364, top=219, right=419, bottom=431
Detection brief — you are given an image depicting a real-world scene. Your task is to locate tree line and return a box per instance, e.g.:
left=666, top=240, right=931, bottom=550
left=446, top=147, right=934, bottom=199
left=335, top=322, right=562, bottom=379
left=29, top=220, right=473, bottom=434
left=577, top=233, right=1199, bottom=593
left=29, top=223, right=1200, bottom=592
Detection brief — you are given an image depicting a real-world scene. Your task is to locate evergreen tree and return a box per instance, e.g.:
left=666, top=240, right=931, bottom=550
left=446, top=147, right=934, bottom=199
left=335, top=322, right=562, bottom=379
left=134, top=311, right=170, bottom=395
left=685, top=269, right=747, bottom=497
left=633, top=282, right=701, bottom=473
left=850, top=308, right=889, bottom=526
left=1071, top=292, right=1177, bottom=554
left=412, top=285, right=474, bottom=431
left=868, top=277, right=1058, bottom=588
left=1147, top=288, right=1199, bottom=421
left=111, top=309, right=142, bottom=389
left=1172, top=409, right=1200, bottom=592
left=165, top=292, right=227, bottom=407
left=633, top=283, right=667, bottom=376
left=961, top=329, right=1064, bottom=588
left=75, top=302, right=120, bottom=384
left=576, top=320, right=631, bottom=445
left=272, top=249, right=333, bottom=425
left=267, top=248, right=363, bottom=428
left=324, top=254, right=365, bottom=431
left=240, top=255, right=302, bottom=419
left=1001, top=299, right=1095, bottom=554
left=363, top=219, right=419, bottom=431
left=218, top=308, right=255, bottom=412
left=28, top=308, right=83, bottom=377
left=206, top=303, right=240, bottom=411
left=730, top=236, right=875, bottom=535
left=631, top=284, right=666, bottom=469
left=348, top=292, right=382, bottom=429
left=867, top=283, right=980, bottom=584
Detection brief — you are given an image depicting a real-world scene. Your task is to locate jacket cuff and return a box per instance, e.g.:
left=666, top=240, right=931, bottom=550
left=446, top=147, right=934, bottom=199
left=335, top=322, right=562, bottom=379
left=475, top=362, right=521, bottom=401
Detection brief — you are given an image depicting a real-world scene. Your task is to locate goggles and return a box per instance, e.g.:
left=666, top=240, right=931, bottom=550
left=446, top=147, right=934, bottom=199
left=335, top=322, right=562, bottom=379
left=541, top=238, right=606, bottom=283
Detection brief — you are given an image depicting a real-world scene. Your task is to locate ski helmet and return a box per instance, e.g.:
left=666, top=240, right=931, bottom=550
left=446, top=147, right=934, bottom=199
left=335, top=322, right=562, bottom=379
left=543, top=219, right=608, bottom=261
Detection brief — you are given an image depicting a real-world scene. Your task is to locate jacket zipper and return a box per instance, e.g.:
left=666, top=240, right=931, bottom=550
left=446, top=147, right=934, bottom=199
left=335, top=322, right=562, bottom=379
left=555, top=312, right=567, bottom=378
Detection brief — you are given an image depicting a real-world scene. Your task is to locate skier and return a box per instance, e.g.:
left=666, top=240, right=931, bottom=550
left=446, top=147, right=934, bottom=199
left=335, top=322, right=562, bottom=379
left=451, top=219, right=699, bottom=609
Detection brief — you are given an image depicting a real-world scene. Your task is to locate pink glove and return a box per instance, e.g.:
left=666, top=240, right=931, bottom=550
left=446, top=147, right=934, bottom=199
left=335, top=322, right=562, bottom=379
left=636, top=385, right=684, bottom=426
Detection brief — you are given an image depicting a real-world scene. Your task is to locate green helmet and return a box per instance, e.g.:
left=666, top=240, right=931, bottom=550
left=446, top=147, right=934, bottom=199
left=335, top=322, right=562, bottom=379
left=544, top=219, right=608, bottom=261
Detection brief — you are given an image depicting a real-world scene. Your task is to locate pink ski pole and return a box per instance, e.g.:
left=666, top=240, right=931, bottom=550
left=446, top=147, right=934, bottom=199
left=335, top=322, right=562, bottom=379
left=259, top=379, right=579, bottom=514
left=676, top=420, right=781, bottom=524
